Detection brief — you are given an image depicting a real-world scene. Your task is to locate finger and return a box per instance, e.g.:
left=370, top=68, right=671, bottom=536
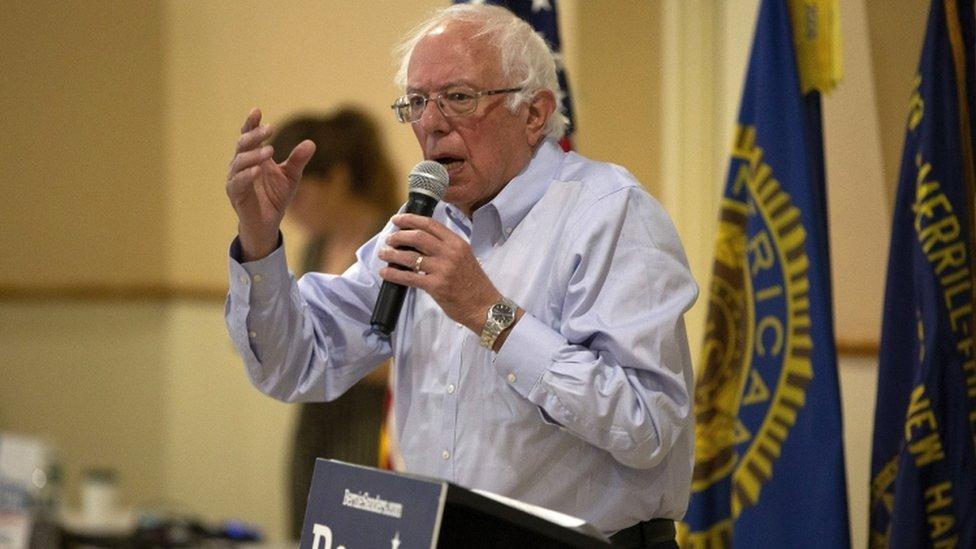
left=226, top=165, right=261, bottom=197
left=377, top=246, right=428, bottom=271
left=378, top=264, right=428, bottom=288
left=391, top=214, right=453, bottom=240
left=228, top=145, right=274, bottom=177
left=236, top=124, right=273, bottom=154
left=241, top=108, right=262, bottom=133
left=384, top=228, right=440, bottom=254
left=280, top=140, right=316, bottom=182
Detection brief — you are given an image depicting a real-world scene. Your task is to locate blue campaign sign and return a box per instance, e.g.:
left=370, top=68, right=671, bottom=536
left=300, top=459, right=447, bottom=549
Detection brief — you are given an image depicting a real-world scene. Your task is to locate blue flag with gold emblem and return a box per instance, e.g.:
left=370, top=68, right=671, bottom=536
left=681, top=1, right=850, bottom=547
left=869, top=1, right=976, bottom=547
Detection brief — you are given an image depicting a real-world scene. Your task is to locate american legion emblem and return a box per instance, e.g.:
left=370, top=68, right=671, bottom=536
left=687, top=124, right=814, bottom=542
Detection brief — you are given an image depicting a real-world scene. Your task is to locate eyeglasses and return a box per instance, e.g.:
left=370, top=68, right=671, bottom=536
left=391, top=86, right=524, bottom=123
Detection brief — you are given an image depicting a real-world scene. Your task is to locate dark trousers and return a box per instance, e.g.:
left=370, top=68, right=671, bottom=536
left=609, top=519, right=677, bottom=549
left=289, top=383, right=386, bottom=539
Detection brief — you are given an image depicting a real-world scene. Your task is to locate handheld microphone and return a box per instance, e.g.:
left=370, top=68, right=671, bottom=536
left=370, top=160, right=449, bottom=335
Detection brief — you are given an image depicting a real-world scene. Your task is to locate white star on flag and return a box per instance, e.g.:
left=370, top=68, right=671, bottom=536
left=552, top=51, right=564, bottom=69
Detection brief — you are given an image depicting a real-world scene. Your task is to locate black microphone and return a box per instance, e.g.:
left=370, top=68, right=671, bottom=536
left=370, top=160, right=449, bottom=335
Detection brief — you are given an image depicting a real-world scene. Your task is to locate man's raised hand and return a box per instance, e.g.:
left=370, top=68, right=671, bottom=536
left=225, top=108, right=316, bottom=261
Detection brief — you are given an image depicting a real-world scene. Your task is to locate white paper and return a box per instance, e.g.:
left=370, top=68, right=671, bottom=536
left=470, top=488, right=607, bottom=540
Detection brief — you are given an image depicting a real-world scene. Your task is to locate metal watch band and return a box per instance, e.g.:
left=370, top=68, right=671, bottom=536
left=479, top=298, right=517, bottom=350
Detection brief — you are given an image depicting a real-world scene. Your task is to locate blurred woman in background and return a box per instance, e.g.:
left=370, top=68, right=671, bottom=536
left=269, top=107, right=400, bottom=540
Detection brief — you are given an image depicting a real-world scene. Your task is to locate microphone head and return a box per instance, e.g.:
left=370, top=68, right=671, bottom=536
left=408, top=160, right=449, bottom=201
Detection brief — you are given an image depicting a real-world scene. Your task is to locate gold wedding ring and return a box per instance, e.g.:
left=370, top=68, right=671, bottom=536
left=413, top=254, right=425, bottom=274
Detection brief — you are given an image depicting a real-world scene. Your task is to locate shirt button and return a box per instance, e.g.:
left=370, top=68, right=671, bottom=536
left=505, top=227, right=513, bottom=235
left=252, top=274, right=263, bottom=283
left=507, top=373, right=517, bottom=383
left=447, top=384, right=456, bottom=394
left=441, top=450, right=451, bottom=460
left=248, top=331, right=257, bottom=338
left=239, top=275, right=248, bottom=285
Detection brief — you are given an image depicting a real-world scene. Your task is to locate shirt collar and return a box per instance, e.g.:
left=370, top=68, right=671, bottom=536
left=457, top=139, right=564, bottom=235
left=494, top=139, right=565, bottom=233
left=443, top=139, right=564, bottom=239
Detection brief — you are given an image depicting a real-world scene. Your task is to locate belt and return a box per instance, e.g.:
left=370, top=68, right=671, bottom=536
left=608, top=518, right=676, bottom=548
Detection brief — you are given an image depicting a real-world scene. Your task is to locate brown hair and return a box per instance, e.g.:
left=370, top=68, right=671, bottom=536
left=271, top=106, right=400, bottom=215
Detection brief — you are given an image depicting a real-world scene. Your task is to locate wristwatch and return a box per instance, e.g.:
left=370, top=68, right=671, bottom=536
left=479, top=297, right=518, bottom=350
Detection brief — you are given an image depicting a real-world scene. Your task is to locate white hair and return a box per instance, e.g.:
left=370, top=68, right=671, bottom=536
left=393, top=3, right=567, bottom=141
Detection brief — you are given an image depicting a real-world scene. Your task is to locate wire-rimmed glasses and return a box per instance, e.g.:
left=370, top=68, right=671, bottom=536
left=391, top=86, right=524, bottom=123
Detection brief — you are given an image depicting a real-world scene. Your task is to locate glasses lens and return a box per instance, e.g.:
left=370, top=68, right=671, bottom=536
left=392, top=97, right=410, bottom=123
left=441, top=88, right=477, bottom=117
left=406, top=94, right=428, bottom=122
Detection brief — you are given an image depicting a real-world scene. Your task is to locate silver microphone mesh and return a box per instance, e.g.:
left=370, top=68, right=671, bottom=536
left=408, top=160, right=449, bottom=201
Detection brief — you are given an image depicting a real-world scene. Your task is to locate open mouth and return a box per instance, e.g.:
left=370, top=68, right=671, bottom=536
left=434, top=156, right=464, bottom=172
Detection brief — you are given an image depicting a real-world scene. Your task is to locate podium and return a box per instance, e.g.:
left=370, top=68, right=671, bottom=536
left=300, top=459, right=611, bottom=548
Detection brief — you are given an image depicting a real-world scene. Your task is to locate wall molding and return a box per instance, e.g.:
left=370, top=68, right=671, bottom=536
left=0, top=283, right=226, bottom=303
left=835, top=339, right=880, bottom=357
left=0, top=282, right=880, bottom=357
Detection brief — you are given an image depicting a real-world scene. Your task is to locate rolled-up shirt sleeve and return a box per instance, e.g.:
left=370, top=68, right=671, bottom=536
left=225, top=234, right=391, bottom=403
left=492, top=186, right=698, bottom=470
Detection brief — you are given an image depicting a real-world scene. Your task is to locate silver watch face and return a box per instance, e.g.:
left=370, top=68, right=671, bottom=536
left=490, top=301, right=516, bottom=325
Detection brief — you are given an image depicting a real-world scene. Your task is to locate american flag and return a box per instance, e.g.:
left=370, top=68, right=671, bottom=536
left=457, top=0, right=577, bottom=151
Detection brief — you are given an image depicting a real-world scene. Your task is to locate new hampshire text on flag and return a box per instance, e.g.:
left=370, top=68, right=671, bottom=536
left=681, top=1, right=849, bottom=547
left=870, top=1, right=976, bottom=547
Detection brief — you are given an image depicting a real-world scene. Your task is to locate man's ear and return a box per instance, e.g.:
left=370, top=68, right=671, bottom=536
left=524, top=89, right=556, bottom=146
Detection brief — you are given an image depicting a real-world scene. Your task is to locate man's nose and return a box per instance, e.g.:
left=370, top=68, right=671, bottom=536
left=417, top=98, right=451, bottom=134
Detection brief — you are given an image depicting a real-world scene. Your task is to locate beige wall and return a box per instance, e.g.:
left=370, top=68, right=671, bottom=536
left=865, top=0, right=931, bottom=201
left=161, top=302, right=295, bottom=536
left=573, top=1, right=663, bottom=198
left=2, top=1, right=439, bottom=540
left=0, top=0, right=930, bottom=544
left=0, top=301, right=169, bottom=509
left=162, top=0, right=437, bottom=288
left=0, top=1, right=168, bottom=288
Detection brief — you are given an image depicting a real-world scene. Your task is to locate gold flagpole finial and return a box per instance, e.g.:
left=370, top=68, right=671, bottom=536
left=788, top=0, right=843, bottom=94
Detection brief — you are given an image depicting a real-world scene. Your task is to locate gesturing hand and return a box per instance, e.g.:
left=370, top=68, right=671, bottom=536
left=225, top=108, right=316, bottom=261
left=378, top=214, right=502, bottom=332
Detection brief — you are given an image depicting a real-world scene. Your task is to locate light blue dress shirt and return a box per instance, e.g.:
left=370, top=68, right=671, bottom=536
left=225, top=139, right=698, bottom=534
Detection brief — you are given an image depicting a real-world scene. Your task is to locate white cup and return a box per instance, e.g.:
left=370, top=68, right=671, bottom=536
left=81, top=469, right=118, bottom=524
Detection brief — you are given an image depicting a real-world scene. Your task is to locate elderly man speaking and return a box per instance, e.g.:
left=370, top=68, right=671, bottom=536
left=224, top=4, right=697, bottom=547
